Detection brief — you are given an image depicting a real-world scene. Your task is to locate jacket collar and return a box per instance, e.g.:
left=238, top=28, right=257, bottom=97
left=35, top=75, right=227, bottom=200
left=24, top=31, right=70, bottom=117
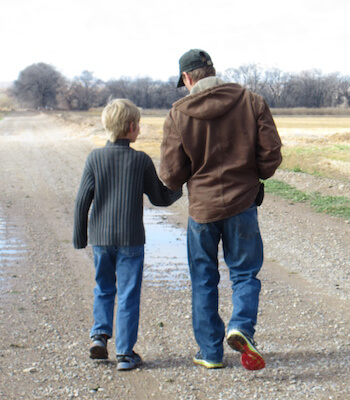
left=106, top=139, right=130, bottom=147
left=191, top=76, right=226, bottom=95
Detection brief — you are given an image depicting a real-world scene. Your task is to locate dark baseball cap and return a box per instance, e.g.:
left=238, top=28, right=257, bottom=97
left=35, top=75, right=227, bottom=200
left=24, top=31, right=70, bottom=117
left=177, top=49, right=213, bottom=88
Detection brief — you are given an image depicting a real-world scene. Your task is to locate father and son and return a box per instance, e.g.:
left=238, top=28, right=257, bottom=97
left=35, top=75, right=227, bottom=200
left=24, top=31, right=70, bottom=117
left=73, top=49, right=282, bottom=371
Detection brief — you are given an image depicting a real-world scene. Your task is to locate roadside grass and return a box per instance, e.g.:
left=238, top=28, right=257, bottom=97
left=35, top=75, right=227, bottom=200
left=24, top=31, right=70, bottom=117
left=281, top=143, right=350, bottom=180
left=264, top=179, right=350, bottom=219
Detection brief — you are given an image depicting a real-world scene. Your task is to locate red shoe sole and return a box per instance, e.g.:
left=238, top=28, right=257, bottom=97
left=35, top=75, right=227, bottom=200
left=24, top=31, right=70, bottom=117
left=228, top=334, right=265, bottom=370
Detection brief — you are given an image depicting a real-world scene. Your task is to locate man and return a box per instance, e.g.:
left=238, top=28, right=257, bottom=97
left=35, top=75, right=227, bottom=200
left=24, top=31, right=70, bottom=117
left=160, top=49, right=282, bottom=370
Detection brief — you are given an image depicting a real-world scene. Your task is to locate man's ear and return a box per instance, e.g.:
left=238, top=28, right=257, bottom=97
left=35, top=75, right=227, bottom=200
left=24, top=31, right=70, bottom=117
left=183, top=72, right=194, bottom=89
left=130, top=121, right=135, bottom=132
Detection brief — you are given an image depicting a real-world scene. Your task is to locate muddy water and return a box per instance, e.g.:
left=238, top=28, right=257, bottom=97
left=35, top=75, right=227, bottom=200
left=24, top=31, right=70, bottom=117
left=0, top=206, right=27, bottom=289
left=143, top=208, right=189, bottom=290
left=144, top=208, right=229, bottom=290
left=0, top=206, right=224, bottom=291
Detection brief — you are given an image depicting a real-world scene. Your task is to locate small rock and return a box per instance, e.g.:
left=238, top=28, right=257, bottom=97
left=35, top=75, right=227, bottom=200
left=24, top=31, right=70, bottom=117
left=23, top=367, right=37, bottom=373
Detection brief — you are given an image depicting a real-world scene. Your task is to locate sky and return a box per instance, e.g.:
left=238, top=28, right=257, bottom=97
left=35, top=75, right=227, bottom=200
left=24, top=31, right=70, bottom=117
left=1, top=0, right=350, bottom=84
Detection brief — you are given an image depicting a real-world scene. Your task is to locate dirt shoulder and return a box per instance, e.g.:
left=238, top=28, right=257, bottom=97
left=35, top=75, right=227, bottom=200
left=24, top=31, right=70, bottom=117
left=0, top=112, right=349, bottom=399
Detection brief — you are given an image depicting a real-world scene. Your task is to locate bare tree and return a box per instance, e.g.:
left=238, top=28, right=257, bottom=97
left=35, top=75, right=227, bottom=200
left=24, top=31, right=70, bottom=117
left=64, top=71, right=103, bottom=110
left=321, top=73, right=344, bottom=107
left=263, top=68, right=289, bottom=107
left=149, top=77, right=184, bottom=108
left=12, top=63, right=65, bottom=109
left=132, top=77, right=153, bottom=108
left=105, top=77, right=132, bottom=101
left=104, top=77, right=183, bottom=109
left=281, top=70, right=337, bottom=108
left=223, top=64, right=266, bottom=94
left=338, top=75, right=350, bottom=106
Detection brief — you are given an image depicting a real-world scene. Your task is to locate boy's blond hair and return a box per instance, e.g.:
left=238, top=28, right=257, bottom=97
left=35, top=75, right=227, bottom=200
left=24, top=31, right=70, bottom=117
left=101, top=99, right=140, bottom=142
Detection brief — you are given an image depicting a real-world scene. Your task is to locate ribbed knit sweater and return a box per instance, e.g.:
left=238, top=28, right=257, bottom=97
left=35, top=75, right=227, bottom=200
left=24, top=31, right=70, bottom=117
left=73, top=139, right=182, bottom=249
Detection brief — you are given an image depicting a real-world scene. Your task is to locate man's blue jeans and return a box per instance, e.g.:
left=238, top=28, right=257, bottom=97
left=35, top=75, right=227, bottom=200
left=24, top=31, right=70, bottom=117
left=90, top=245, right=144, bottom=355
left=187, top=204, right=263, bottom=363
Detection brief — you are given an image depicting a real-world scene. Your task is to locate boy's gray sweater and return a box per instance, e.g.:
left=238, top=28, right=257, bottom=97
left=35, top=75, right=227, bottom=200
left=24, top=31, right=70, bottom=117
left=73, top=139, right=182, bottom=249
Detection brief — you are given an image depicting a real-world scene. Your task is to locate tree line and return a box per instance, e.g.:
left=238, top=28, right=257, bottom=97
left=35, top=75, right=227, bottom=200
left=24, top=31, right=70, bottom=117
left=9, top=62, right=350, bottom=110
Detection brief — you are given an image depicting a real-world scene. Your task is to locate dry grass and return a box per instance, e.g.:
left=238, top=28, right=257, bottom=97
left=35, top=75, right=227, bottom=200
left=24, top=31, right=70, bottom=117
left=0, top=89, right=14, bottom=111
left=52, top=109, right=350, bottom=181
left=272, top=107, right=350, bottom=116
left=274, top=116, right=350, bottom=131
left=133, top=112, right=350, bottom=181
left=275, top=117, right=350, bottom=180
left=131, top=116, right=165, bottom=158
left=281, top=143, right=350, bottom=180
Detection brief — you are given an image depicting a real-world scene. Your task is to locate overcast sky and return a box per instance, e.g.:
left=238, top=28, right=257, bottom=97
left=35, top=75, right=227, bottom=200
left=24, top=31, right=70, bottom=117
left=1, top=0, right=349, bottom=83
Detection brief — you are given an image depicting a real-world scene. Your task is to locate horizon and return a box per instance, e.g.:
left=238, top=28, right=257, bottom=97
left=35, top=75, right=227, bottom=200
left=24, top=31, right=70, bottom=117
left=1, top=62, right=348, bottom=89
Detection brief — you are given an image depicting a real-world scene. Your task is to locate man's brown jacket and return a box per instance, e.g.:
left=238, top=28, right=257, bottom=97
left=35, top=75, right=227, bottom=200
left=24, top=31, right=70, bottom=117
left=160, top=81, right=282, bottom=223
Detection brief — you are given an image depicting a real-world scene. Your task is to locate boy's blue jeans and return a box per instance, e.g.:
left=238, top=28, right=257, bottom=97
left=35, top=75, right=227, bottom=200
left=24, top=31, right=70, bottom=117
left=90, top=245, right=144, bottom=355
left=187, top=204, right=263, bottom=363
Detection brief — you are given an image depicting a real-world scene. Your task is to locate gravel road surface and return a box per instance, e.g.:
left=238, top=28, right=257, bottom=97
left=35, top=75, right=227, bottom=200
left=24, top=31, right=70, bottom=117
left=0, top=112, right=349, bottom=399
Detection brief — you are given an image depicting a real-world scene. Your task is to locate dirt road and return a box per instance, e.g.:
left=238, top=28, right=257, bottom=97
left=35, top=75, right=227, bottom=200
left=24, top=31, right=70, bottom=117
left=0, top=112, right=349, bottom=399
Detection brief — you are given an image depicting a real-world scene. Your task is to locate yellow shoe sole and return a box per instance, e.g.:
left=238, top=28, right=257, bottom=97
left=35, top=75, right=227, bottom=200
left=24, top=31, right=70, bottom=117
left=193, top=356, right=223, bottom=369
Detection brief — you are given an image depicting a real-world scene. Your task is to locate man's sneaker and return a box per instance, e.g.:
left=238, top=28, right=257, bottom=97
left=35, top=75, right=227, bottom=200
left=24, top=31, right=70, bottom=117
left=227, top=329, right=265, bottom=370
left=193, top=351, right=224, bottom=369
left=117, top=351, right=142, bottom=371
left=89, top=334, right=108, bottom=360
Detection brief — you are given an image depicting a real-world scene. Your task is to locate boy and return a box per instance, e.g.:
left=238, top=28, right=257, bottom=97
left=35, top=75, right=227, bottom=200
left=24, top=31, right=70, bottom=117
left=73, top=99, right=181, bottom=370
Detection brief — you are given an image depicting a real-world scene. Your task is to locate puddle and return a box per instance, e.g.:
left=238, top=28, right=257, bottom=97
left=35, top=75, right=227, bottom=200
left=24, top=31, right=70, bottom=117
left=144, top=208, right=189, bottom=290
left=0, top=204, right=226, bottom=292
left=143, top=208, right=230, bottom=291
left=0, top=206, right=27, bottom=287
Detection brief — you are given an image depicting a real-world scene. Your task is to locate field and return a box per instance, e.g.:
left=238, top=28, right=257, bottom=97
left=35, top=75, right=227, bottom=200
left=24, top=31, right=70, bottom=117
left=55, top=108, right=350, bottom=182
left=133, top=112, right=350, bottom=181
left=273, top=115, right=350, bottom=180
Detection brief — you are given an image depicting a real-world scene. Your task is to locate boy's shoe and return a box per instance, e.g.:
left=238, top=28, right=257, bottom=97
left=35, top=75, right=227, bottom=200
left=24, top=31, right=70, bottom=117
left=193, top=351, right=224, bottom=369
left=227, top=329, right=265, bottom=370
left=90, top=334, right=108, bottom=359
left=117, top=351, right=142, bottom=371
